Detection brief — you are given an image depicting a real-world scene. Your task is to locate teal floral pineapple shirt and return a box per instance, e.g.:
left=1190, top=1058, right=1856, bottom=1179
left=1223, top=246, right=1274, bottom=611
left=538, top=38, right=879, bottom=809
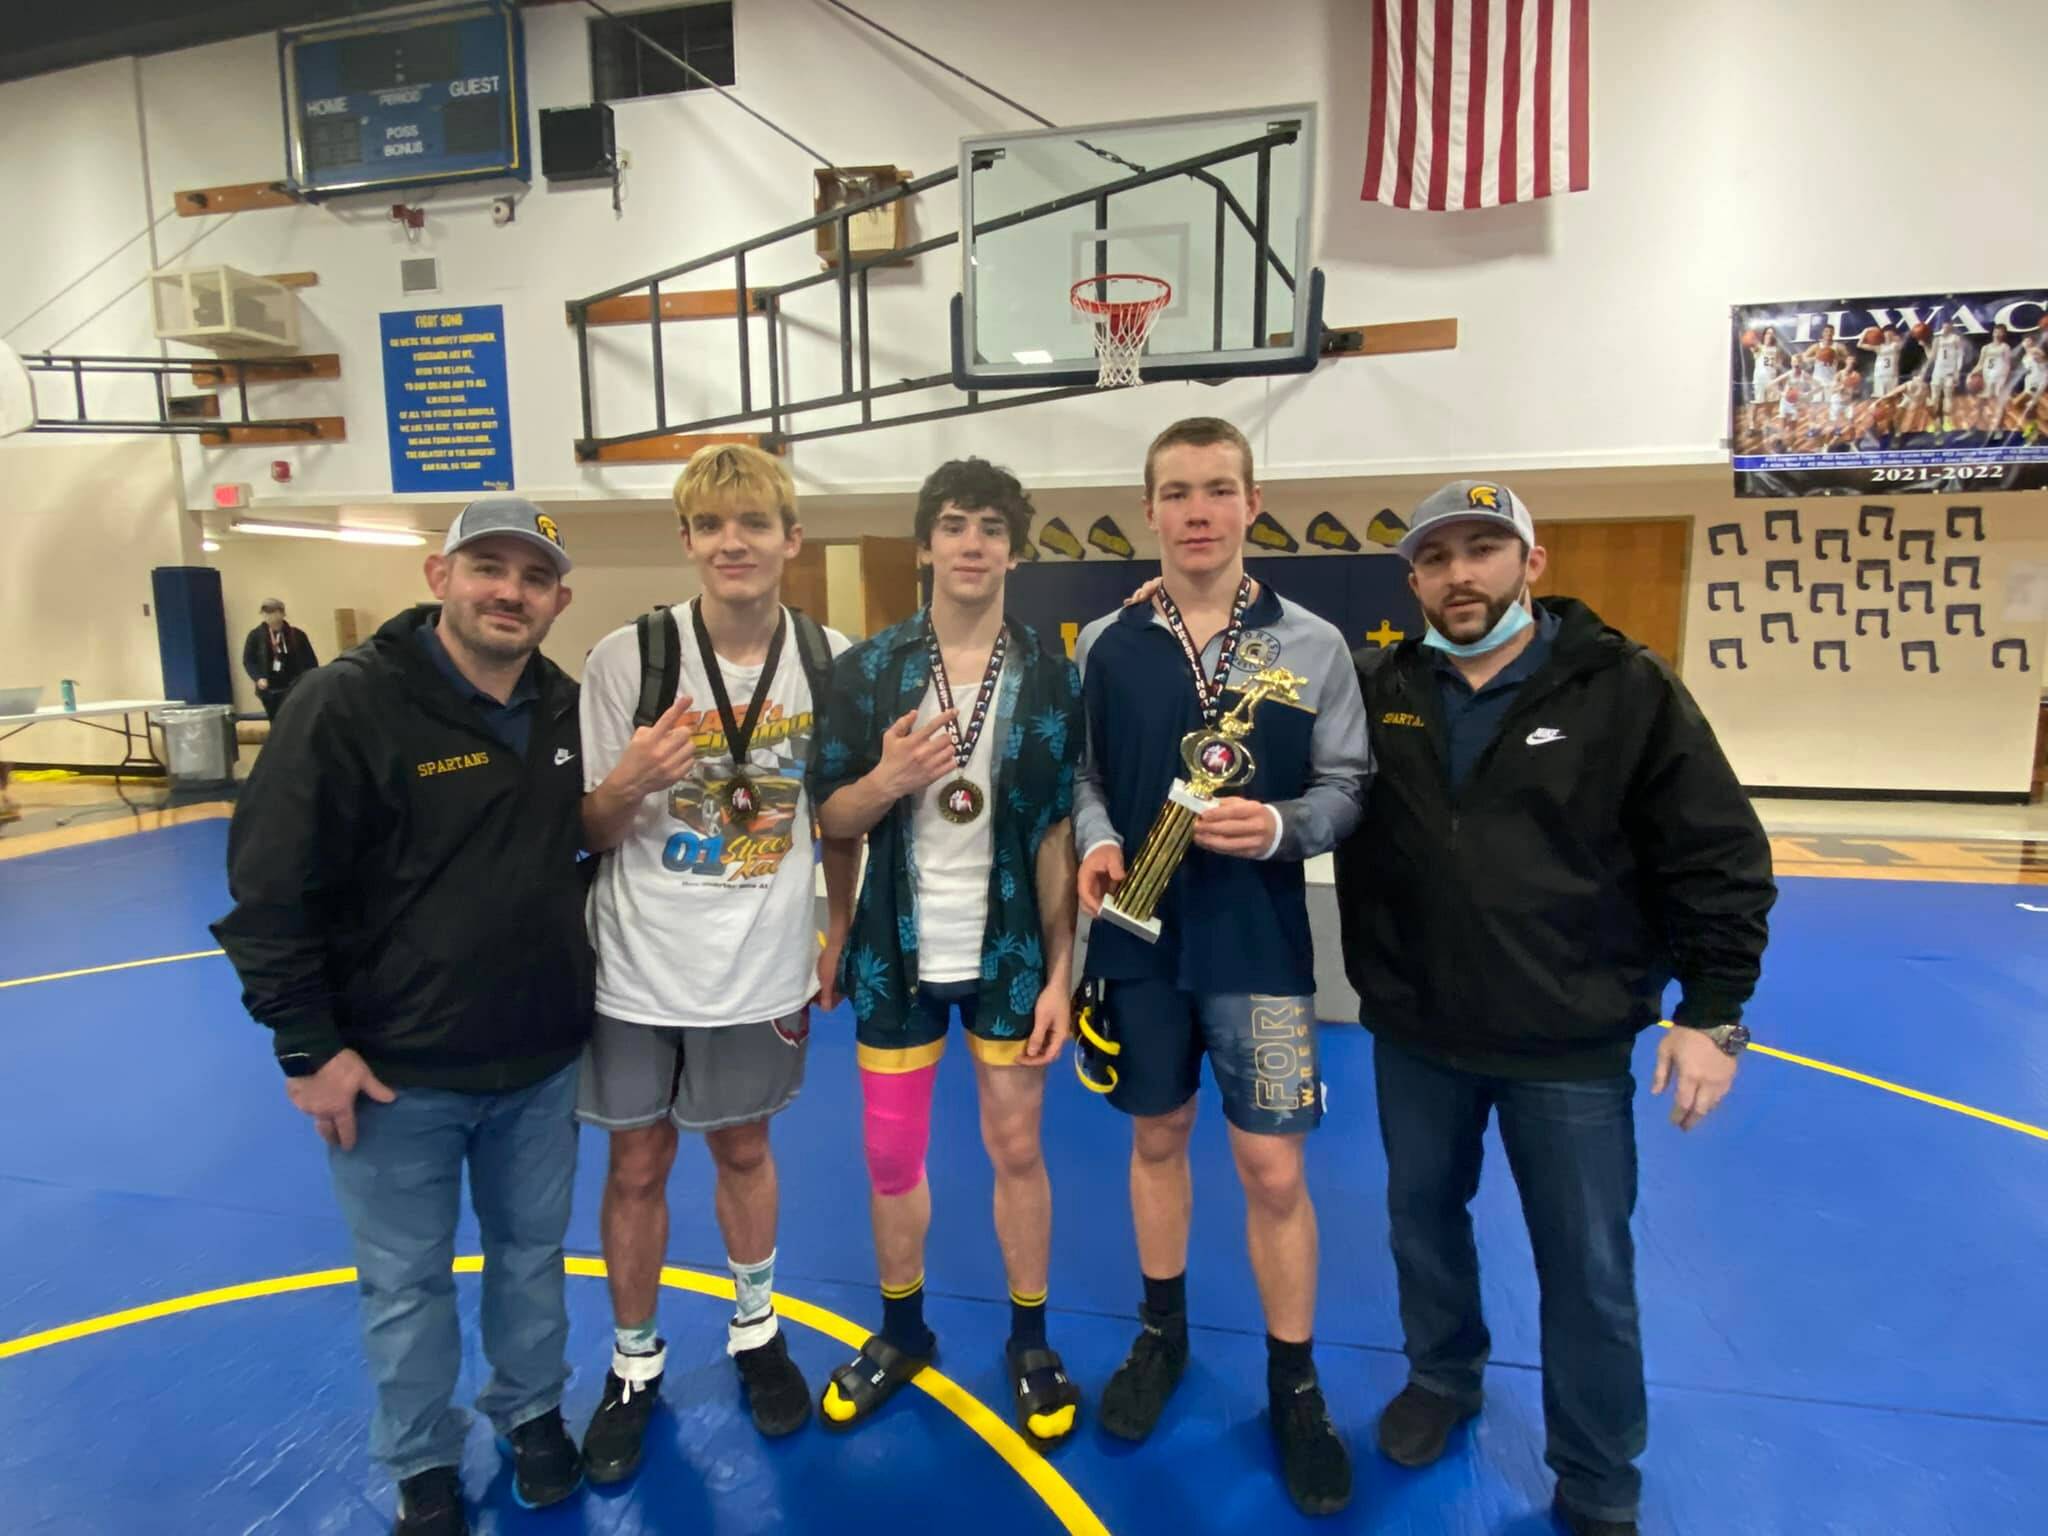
left=807, top=612, right=1081, bottom=1044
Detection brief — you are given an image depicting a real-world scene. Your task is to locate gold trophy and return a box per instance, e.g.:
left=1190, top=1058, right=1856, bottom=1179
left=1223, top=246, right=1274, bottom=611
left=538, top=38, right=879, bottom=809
left=1098, top=666, right=1306, bottom=943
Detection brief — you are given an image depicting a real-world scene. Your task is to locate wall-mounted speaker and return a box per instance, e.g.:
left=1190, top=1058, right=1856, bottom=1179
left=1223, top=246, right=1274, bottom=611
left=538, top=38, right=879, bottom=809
left=541, top=104, right=616, bottom=180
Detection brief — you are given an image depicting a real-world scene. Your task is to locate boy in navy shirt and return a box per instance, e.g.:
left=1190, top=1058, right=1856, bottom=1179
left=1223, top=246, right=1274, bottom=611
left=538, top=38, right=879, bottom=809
left=1074, top=417, right=1371, bottom=1515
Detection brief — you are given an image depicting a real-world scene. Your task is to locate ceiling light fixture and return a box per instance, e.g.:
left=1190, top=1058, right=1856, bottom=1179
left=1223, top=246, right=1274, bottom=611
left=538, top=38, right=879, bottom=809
left=231, top=520, right=425, bottom=547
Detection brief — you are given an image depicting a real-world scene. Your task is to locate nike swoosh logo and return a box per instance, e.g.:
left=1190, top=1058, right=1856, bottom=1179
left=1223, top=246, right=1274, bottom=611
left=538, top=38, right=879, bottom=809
left=1525, top=728, right=1565, bottom=747
left=554, top=748, right=575, bottom=765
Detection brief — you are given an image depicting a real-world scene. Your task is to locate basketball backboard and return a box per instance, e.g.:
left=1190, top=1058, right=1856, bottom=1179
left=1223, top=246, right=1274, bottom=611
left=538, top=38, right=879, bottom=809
left=952, top=104, right=1322, bottom=389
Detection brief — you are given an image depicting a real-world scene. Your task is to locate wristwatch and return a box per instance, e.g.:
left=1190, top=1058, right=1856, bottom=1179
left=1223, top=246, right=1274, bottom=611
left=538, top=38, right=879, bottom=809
left=277, top=1051, right=329, bottom=1078
left=1691, top=1023, right=1751, bottom=1057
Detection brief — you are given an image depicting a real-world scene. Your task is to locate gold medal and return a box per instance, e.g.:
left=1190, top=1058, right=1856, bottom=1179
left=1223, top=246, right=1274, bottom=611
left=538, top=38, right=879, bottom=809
left=936, top=776, right=985, bottom=824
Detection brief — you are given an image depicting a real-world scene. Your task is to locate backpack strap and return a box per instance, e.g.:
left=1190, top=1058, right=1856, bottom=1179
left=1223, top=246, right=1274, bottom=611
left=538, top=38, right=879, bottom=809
left=633, top=605, right=682, bottom=728
left=784, top=607, right=838, bottom=842
left=787, top=606, right=834, bottom=710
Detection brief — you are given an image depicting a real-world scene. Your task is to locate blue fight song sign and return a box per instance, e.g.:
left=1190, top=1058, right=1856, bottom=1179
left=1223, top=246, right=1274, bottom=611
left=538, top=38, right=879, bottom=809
left=381, top=305, right=514, bottom=494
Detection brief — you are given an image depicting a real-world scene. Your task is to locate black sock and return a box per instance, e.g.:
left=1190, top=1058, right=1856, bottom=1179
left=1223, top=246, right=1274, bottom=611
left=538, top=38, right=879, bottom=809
left=1267, top=1334, right=1316, bottom=1393
left=880, top=1276, right=934, bottom=1355
left=1008, top=1288, right=1048, bottom=1351
left=1143, top=1271, right=1187, bottom=1323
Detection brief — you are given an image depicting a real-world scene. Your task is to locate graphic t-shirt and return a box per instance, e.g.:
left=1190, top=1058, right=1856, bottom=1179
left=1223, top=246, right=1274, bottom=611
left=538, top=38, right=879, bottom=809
left=581, top=603, right=851, bottom=1027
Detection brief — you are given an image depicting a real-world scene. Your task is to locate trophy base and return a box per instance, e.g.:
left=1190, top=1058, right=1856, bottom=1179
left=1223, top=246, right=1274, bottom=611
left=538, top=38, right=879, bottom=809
left=1098, top=897, right=1163, bottom=944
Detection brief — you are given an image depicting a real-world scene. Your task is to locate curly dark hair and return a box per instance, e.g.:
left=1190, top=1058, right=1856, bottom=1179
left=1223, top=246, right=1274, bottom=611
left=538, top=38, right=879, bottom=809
left=913, top=458, right=1034, bottom=551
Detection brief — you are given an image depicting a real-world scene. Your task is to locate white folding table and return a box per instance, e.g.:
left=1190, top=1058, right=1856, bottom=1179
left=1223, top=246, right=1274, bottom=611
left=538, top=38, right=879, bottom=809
left=0, top=699, right=185, bottom=805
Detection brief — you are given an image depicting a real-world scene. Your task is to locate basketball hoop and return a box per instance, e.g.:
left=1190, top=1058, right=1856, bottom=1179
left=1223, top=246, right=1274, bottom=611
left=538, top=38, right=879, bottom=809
left=1071, top=274, right=1171, bottom=389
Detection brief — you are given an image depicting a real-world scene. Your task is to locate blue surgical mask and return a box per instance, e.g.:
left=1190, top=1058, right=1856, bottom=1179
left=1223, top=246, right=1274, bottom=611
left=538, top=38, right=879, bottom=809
left=1422, top=596, right=1533, bottom=658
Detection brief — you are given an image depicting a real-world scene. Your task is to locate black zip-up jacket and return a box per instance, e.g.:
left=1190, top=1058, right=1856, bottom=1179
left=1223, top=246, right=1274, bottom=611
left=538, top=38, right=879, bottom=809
left=213, top=605, right=594, bottom=1093
left=1334, top=597, right=1774, bottom=1079
left=243, top=622, right=319, bottom=691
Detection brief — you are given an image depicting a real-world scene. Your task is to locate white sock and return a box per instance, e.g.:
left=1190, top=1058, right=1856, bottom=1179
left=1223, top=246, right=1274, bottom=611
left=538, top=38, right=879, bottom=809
left=730, top=1249, right=776, bottom=1325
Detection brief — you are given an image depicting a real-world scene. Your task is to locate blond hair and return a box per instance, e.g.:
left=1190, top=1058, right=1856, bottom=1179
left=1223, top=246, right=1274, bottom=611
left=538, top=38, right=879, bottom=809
left=671, top=443, right=797, bottom=530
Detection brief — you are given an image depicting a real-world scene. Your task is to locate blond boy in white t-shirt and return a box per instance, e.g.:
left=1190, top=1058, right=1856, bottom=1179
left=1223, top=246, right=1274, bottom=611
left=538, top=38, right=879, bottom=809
left=574, top=444, right=854, bottom=1483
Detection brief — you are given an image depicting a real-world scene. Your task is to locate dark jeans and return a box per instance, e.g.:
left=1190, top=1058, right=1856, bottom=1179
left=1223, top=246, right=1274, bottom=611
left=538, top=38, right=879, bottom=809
left=258, top=686, right=290, bottom=720
left=1374, top=1035, right=1646, bottom=1523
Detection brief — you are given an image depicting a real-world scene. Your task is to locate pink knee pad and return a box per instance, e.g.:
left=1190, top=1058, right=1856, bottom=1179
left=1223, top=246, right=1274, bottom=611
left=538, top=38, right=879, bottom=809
left=861, top=1062, right=938, bottom=1197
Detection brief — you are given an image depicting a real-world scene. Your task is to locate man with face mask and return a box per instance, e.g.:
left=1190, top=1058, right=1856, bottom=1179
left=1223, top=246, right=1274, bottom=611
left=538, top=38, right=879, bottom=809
left=1333, top=481, right=1775, bottom=1536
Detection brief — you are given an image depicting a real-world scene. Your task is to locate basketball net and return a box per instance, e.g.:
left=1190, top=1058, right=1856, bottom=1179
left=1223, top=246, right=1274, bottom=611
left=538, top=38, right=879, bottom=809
left=1071, top=274, right=1171, bottom=389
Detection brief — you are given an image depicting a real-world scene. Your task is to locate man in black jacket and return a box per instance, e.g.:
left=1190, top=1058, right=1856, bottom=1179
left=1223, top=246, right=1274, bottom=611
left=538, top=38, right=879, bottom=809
left=214, top=497, right=594, bottom=1536
left=1334, top=481, right=1774, bottom=1536
left=242, top=598, right=319, bottom=719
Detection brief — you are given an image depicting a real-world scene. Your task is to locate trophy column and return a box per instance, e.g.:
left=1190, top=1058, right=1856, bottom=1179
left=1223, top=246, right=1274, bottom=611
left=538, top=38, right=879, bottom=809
left=1098, top=781, right=1211, bottom=941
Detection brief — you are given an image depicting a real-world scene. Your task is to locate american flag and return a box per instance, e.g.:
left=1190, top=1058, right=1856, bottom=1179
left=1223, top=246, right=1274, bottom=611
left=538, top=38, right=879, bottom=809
left=1361, top=0, right=1590, bottom=211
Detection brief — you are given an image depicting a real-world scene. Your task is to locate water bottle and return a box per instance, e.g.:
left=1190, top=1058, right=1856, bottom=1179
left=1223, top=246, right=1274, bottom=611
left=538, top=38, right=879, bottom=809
left=59, top=679, right=77, bottom=712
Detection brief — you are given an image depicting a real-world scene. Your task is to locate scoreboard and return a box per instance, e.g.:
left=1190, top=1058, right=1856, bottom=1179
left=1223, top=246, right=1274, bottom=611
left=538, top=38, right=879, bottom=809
left=281, top=1, right=529, bottom=199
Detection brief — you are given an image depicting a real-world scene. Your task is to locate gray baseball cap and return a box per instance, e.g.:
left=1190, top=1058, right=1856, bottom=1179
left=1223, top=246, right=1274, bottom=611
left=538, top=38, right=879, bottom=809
left=1396, top=479, right=1536, bottom=561
left=442, top=495, right=572, bottom=574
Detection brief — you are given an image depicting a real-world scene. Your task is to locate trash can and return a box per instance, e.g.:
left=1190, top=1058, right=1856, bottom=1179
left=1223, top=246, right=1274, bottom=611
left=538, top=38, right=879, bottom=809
left=158, top=704, right=235, bottom=787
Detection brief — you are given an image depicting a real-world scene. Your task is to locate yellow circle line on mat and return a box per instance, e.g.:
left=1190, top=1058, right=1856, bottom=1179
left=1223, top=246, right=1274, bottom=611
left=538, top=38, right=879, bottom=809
left=0, top=948, right=226, bottom=991
left=0, top=1255, right=1110, bottom=1536
left=1652, top=1021, right=2048, bottom=1143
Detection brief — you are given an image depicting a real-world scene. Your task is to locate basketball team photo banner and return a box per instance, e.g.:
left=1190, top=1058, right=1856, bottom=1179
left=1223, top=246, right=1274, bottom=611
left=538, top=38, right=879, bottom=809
left=1730, top=287, right=2048, bottom=498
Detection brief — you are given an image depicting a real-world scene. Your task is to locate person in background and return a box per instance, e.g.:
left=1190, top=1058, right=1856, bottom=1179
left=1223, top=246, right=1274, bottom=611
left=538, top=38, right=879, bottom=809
left=242, top=598, right=319, bottom=720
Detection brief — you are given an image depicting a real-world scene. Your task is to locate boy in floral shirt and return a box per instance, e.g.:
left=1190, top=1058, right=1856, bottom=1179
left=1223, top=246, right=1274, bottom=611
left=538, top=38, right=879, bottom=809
left=808, top=458, right=1084, bottom=1446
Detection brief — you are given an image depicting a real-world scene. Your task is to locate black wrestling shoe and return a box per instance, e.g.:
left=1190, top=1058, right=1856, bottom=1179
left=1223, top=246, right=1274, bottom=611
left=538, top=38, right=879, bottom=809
left=581, top=1343, right=666, bottom=1486
left=1273, top=1377, right=1352, bottom=1516
left=735, top=1327, right=812, bottom=1436
left=1097, top=1305, right=1187, bottom=1442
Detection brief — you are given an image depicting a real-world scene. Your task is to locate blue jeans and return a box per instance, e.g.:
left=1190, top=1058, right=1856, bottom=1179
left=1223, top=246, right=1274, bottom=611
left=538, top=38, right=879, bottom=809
left=327, top=1062, right=580, bottom=1481
left=1373, top=1036, right=1646, bottom=1523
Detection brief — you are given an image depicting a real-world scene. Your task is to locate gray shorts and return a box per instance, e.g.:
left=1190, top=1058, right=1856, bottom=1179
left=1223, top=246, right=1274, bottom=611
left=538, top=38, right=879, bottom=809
left=576, top=1010, right=810, bottom=1133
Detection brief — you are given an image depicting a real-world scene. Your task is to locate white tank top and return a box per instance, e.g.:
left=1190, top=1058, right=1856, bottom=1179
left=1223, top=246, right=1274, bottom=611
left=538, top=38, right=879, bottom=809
left=910, top=659, right=1007, bottom=984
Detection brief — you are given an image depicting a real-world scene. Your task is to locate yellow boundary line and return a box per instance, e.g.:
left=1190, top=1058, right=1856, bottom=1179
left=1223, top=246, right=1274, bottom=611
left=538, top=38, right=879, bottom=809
left=0, top=1256, right=1109, bottom=1536
left=1649, top=1022, right=2048, bottom=1144
left=0, top=949, right=225, bottom=991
